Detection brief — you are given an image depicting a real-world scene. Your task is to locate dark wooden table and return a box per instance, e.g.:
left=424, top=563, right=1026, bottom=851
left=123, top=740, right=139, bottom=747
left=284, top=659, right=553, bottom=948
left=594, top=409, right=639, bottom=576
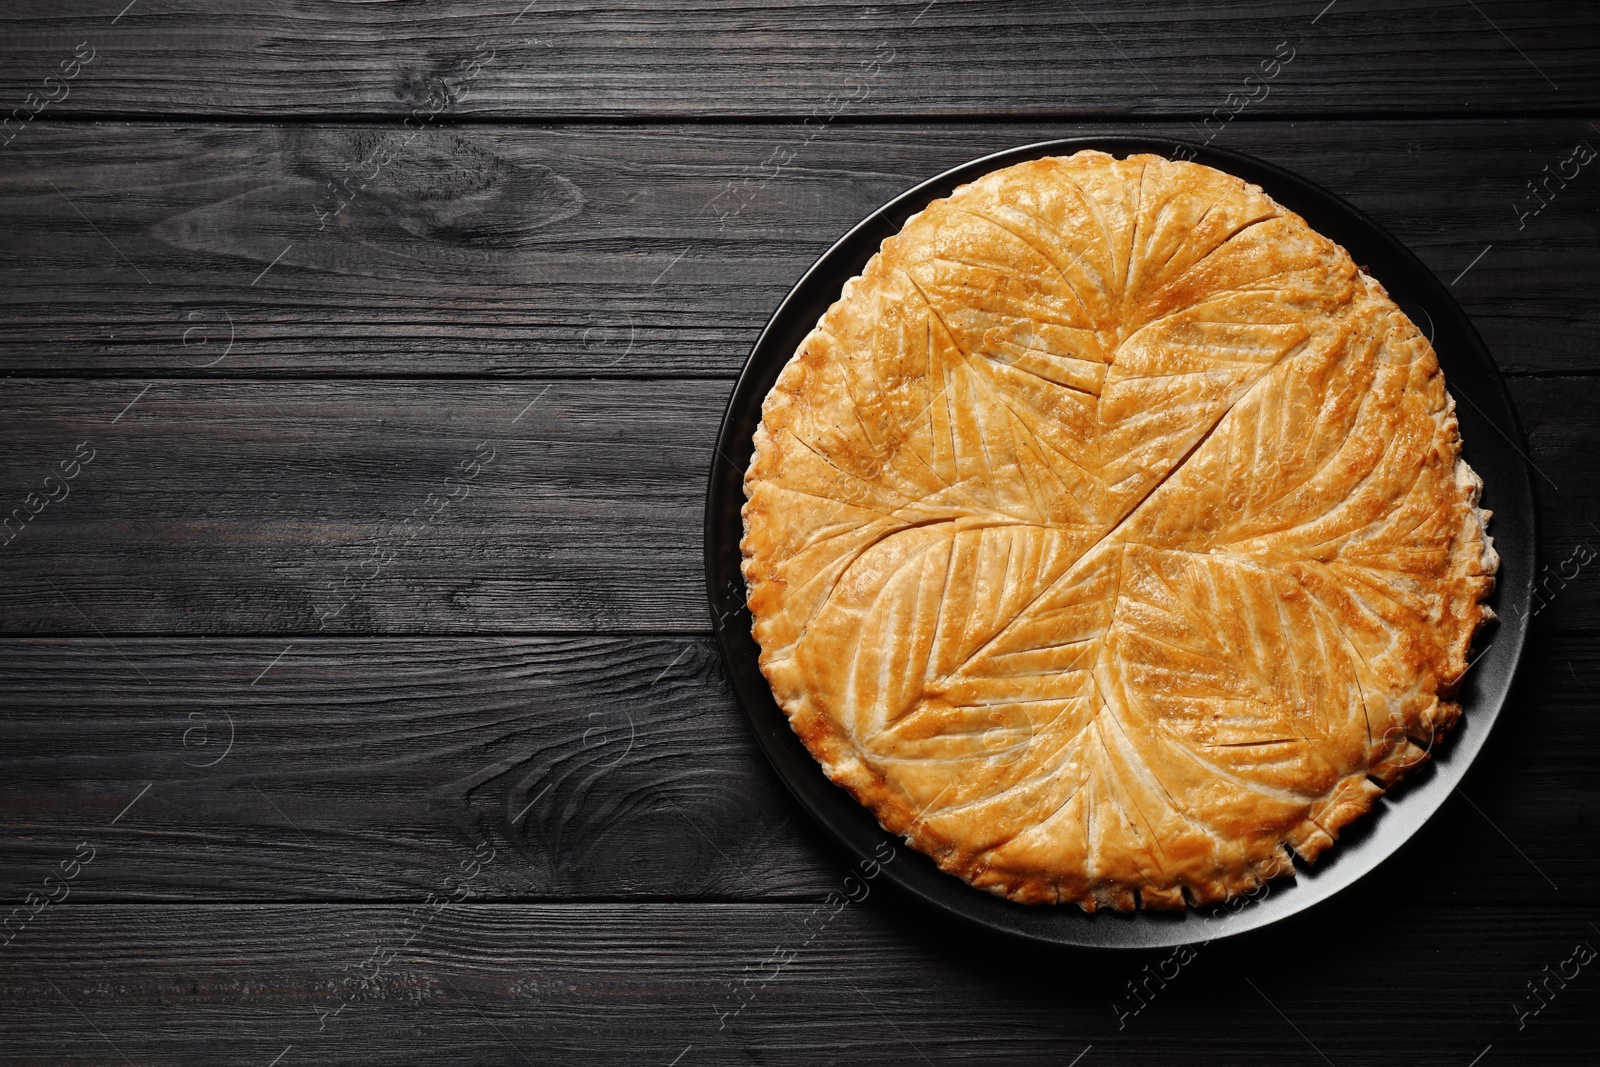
left=1, top=3, right=1597, bottom=1064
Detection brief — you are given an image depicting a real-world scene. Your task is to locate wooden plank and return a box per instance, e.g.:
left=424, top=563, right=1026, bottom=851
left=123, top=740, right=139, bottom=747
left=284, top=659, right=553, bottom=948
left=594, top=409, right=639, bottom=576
left=0, top=377, right=717, bottom=633
left=0, top=901, right=1595, bottom=1065
left=2, top=1, right=1596, bottom=120
left=0, top=375, right=1595, bottom=634
left=0, top=632, right=1592, bottom=905
left=1517, top=375, right=1600, bottom=637
left=2, top=119, right=1596, bottom=377
left=0, top=636, right=839, bottom=901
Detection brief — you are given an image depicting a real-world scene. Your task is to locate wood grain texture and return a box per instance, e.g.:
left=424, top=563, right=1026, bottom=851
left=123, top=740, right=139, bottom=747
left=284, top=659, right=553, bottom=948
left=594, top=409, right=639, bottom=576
left=0, top=378, right=716, bottom=633
left=1, top=900, right=1597, bottom=1066
left=2, top=120, right=1597, bottom=377
left=0, top=376, right=1594, bottom=634
left=2, top=0, right=1597, bottom=119
left=0, top=631, right=1592, bottom=906
left=1, top=2, right=1597, bottom=1056
left=0, top=636, right=839, bottom=901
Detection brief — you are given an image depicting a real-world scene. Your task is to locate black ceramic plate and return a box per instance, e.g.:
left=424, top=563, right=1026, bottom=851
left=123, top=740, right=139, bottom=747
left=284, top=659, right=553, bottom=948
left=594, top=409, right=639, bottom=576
left=705, top=136, right=1535, bottom=949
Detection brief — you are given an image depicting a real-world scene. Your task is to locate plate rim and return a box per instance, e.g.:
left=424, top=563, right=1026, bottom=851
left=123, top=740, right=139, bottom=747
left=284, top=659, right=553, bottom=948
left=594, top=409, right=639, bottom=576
left=704, top=134, right=1536, bottom=949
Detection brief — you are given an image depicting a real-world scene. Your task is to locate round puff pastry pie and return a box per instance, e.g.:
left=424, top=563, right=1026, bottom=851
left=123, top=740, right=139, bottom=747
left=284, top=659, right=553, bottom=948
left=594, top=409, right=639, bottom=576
left=740, top=150, right=1498, bottom=911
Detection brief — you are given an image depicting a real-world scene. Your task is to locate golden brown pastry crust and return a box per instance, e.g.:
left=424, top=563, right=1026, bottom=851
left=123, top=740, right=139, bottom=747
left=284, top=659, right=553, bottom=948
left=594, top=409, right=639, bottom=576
left=741, top=151, right=1497, bottom=911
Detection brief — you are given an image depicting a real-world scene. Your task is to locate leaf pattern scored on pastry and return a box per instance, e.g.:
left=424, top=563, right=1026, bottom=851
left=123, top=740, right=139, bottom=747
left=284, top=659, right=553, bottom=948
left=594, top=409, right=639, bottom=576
left=741, top=151, right=1498, bottom=911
